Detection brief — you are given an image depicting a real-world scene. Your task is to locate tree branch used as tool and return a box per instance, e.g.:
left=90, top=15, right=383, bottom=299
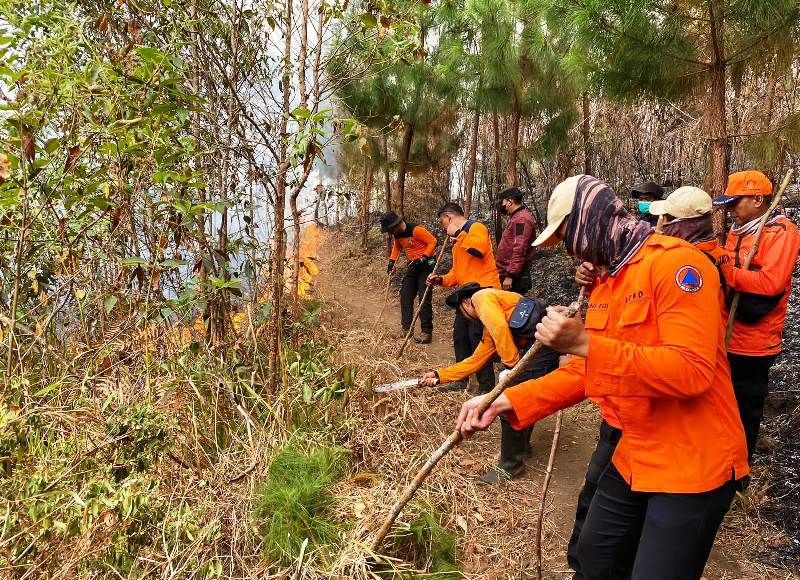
left=371, top=265, right=397, bottom=333
left=397, top=237, right=451, bottom=357
left=725, top=169, right=793, bottom=346
left=372, top=288, right=587, bottom=551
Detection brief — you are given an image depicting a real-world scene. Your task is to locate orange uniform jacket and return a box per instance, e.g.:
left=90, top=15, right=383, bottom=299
left=504, top=235, right=749, bottom=493
left=441, top=220, right=501, bottom=289
left=437, top=289, right=523, bottom=382
left=719, top=216, right=800, bottom=356
left=389, top=223, right=437, bottom=262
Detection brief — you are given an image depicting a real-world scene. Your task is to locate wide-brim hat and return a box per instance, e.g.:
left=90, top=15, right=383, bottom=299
left=380, top=211, right=402, bottom=232
left=631, top=181, right=665, bottom=200
left=532, top=175, right=584, bottom=247
left=649, top=186, right=712, bottom=218
left=445, top=282, right=484, bottom=309
left=712, top=170, right=773, bottom=206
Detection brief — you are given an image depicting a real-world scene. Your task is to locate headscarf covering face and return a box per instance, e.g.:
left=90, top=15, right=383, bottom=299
left=660, top=215, right=715, bottom=245
left=563, top=176, right=653, bottom=276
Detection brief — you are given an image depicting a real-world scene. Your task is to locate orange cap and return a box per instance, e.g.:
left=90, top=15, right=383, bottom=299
left=713, top=171, right=773, bottom=206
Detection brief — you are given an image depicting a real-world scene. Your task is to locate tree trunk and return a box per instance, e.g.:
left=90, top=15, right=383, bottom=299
left=268, top=0, right=292, bottom=396
left=397, top=123, right=414, bottom=215
left=383, top=134, right=392, bottom=211
left=464, top=110, right=480, bottom=216
left=362, top=162, right=374, bottom=248
left=705, top=0, right=729, bottom=241
left=582, top=92, right=592, bottom=175
left=492, top=112, right=502, bottom=244
left=505, top=100, right=520, bottom=187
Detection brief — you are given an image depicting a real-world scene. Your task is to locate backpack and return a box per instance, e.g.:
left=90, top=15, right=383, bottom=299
left=508, top=297, right=547, bottom=338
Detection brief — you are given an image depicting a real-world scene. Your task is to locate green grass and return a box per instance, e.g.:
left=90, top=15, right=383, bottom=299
left=252, top=443, right=349, bottom=565
left=391, top=505, right=462, bottom=579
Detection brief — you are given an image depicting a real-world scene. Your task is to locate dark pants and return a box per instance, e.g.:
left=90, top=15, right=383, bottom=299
left=400, top=261, right=433, bottom=333
left=727, top=352, right=776, bottom=462
left=508, top=264, right=532, bottom=295
left=575, top=464, right=737, bottom=580
left=453, top=309, right=495, bottom=392
left=568, top=420, right=625, bottom=577
left=491, top=343, right=559, bottom=472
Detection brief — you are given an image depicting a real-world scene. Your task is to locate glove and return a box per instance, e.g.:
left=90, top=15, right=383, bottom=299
left=428, top=275, right=443, bottom=286
left=498, top=368, right=512, bottom=383
left=387, top=259, right=395, bottom=274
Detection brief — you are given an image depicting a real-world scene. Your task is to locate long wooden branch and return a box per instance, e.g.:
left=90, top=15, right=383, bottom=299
left=372, top=289, right=586, bottom=551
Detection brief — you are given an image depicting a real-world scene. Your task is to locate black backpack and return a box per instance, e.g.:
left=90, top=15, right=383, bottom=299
left=508, top=297, right=547, bottom=338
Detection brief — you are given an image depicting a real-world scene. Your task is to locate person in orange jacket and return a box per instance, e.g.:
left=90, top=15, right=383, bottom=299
left=566, top=185, right=722, bottom=578
left=381, top=211, right=438, bottom=343
left=456, top=175, right=749, bottom=580
left=428, top=202, right=501, bottom=392
left=418, top=284, right=559, bottom=482
left=712, top=170, right=800, bottom=461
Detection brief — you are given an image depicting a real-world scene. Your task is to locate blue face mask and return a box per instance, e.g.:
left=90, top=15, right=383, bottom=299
left=638, top=201, right=652, bottom=214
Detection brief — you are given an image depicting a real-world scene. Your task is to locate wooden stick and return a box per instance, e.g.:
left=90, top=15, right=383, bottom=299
left=536, top=409, right=563, bottom=580
left=725, top=169, right=793, bottom=346
left=397, top=237, right=451, bottom=357
left=372, top=288, right=586, bottom=551
left=371, top=267, right=396, bottom=333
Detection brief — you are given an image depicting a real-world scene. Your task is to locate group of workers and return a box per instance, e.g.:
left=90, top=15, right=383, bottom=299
left=378, top=169, right=800, bottom=579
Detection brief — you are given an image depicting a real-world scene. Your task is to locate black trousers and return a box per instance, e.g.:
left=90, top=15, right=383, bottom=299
left=727, top=352, right=776, bottom=462
left=568, top=420, right=625, bottom=577
left=453, top=309, right=495, bottom=392
left=400, top=261, right=433, bottom=333
left=575, top=464, right=737, bottom=580
left=491, top=343, right=559, bottom=472
left=508, top=264, right=533, bottom=295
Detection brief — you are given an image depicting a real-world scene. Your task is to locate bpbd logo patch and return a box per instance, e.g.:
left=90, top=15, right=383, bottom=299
left=676, top=265, right=703, bottom=293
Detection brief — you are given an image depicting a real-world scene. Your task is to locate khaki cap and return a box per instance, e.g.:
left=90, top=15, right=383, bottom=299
left=649, top=186, right=712, bottom=219
left=532, top=175, right=584, bottom=247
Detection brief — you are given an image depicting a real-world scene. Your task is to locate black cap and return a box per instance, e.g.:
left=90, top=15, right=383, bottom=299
left=379, top=211, right=403, bottom=233
left=630, top=181, right=665, bottom=199
left=498, top=186, right=524, bottom=201
left=445, top=282, right=484, bottom=309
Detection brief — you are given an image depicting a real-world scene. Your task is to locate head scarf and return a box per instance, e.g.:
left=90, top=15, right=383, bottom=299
left=660, top=215, right=715, bottom=245
left=563, top=176, right=653, bottom=276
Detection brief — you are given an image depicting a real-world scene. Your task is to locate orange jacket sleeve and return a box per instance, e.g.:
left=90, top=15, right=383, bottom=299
left=504, top=356, right=587, bottom=430
left=464, top=222, right=492, bottom=258
left=437, top=333, right=496, bottom=383
left=414, top=225, right=438, bottom=257
left=586, top=247, right=719, bottom=400
left=389, top=238, right=401, bottom=261
left=721, top=225, right=800, bottom=296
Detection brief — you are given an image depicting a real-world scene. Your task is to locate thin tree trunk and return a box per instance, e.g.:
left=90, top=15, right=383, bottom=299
left=492, top=112, right=502, bottom=244
left=382, top=134, right=392, bottom=211
left=706, top=0, right=729, bottom=241
left=362, top=162, right=374, bottom=248
left=397, top=123, right=414, bottom=215
left=464, top=110, right=480, bottom=215
left=582, top=92, right=592, bottom=175
left=268, top=0, right=292, bottom=396
left=506, top=100, right=520, bottom=187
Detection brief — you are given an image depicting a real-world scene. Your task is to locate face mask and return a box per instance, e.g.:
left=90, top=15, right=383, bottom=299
left=637, top=201, right=651, bottom=214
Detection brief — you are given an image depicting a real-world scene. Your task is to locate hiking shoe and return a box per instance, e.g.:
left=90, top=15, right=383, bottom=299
left=478, top=464, right=525, bottom=484
left=414, top=332, right=433, bottom=344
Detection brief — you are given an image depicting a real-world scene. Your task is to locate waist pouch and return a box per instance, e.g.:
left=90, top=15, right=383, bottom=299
left=508, top=297, right=547, bottom=338
left=726, top=290, right=785, bottom=324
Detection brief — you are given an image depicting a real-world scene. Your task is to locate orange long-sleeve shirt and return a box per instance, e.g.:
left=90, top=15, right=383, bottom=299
left=441, top=220, right=500, bottom=289
left=504, top=234, right=749, bottom=493
left=389, top=223, right=437, bottom=262
left=719, top=215, right=800, bottom=356
left=437, top=289, right=523, bottom=382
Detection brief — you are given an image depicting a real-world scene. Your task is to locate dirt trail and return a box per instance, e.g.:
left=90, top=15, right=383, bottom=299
left=313, top=231, right=790, bottom=580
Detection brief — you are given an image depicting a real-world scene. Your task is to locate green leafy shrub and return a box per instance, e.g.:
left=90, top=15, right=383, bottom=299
left=391, top=505, right=462, bottom=579
left=252, top=444, right=349, bottom=565
left=106, top=404, right=172, bottom=480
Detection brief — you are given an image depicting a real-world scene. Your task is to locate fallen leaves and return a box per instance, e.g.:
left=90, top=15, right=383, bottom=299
left=0, top=153, right=10, bottom=184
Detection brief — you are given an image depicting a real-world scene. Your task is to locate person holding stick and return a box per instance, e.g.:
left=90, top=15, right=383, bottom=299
left=566, top=185, right=721, bottom=578
left=456, top=175, right=749, bottom=580
left=712, top=170, right=800, bottom=461
left=428, top=202, right=501, bottom=391
left=380, top=211, right=438, bottom=344
left=419, top=284, right=559, bottom=482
